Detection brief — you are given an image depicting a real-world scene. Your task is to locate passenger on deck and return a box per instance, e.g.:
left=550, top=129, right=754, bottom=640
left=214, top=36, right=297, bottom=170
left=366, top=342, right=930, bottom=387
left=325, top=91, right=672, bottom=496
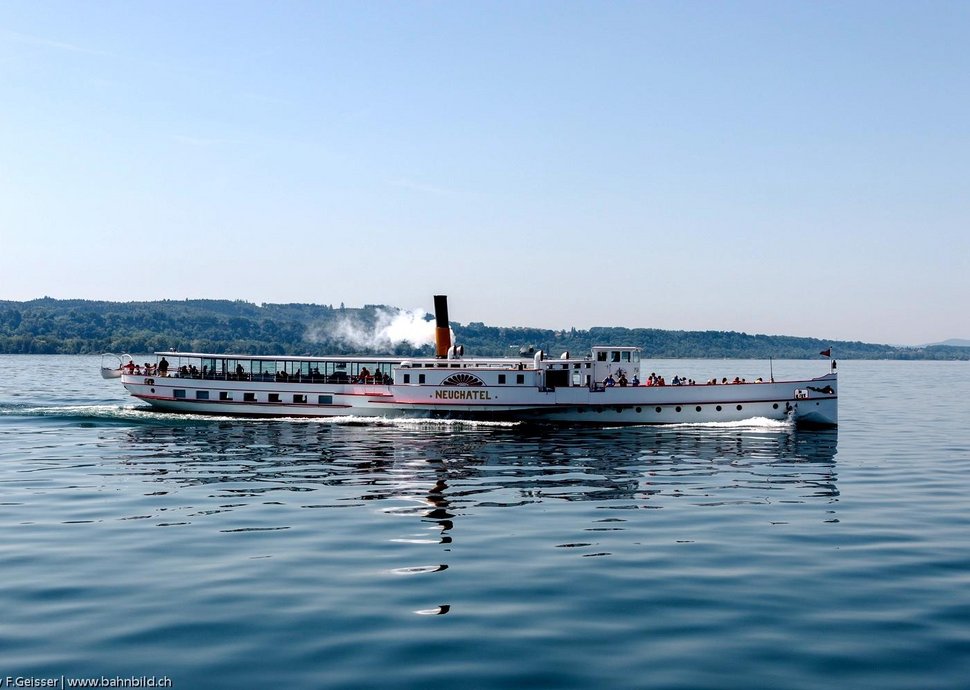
left=236, top=363, right=245, bottom=378
left=605, top=375, right=616, bottom=387
left=158, top=357, right=169, bottom=376
left=632, top=374, right=640, bottom=386
left=124, top=361, right=135, bottom=374
left=618, top=374, right=628, bottom=387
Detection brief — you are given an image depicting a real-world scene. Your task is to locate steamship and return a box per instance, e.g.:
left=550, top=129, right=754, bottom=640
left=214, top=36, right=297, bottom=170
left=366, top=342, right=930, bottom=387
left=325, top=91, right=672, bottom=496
left=101, top=296, right=838, bottom=427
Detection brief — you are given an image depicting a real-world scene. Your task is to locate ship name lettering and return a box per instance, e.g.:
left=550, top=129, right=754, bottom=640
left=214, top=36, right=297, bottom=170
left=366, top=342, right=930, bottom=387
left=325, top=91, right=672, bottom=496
left=434, top=390, right=491, bottom=400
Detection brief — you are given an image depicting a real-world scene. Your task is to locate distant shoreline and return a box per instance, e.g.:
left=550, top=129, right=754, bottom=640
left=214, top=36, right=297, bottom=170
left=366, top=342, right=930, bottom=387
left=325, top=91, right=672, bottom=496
left=1, top=298, right=967, bottom=360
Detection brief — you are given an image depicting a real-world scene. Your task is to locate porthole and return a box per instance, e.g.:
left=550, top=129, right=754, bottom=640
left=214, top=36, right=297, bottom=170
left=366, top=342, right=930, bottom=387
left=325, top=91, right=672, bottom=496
left=615, top=407, right=623, bottom=414
left=716, top=405, right=722, bottom=411
left=675, top=406, right=682, bottom=412
left=655, top=406, right=662, bottom=413
left=150, top=388, right=155, bottom=393
left=636, top=407, right=642, bottom=413
left=773, top=403, right=779, bottom=409
left=736, top=405, right=743, bottom=411
left=695, top=406, right=702, bottom=412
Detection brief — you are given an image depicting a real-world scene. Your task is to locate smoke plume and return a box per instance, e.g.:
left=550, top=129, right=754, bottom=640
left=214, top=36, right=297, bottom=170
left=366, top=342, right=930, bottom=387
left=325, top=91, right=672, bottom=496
left=307, top=307, right=443, bottom=351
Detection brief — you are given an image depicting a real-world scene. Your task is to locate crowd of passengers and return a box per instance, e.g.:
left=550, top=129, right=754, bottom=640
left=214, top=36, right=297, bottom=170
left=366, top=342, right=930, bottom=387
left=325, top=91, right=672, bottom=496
left=603, top=372, right=765, bottom=387
left=125, top=358, right=392, bottom=384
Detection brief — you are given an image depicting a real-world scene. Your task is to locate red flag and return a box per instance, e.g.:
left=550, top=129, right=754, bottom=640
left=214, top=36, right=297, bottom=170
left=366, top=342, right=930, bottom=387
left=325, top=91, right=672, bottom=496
left=820, top=348, right=831, bottom=357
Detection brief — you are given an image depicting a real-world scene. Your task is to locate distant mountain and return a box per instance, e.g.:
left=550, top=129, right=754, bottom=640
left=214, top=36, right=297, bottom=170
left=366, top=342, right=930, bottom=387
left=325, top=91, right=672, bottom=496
left=925, top=339, right=970, bottom=348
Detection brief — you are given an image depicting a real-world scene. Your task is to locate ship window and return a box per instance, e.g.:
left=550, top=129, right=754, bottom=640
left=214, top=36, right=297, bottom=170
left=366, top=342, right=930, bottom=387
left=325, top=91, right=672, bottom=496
left=611, top=351, right=620, bottom=362
left=716, top=405, right=722, bottom=411
left=675, top=406, right=682, bottom=412
left=736, top=405, right=743, bottom=411
left=219, top=392, right=232, bottom=401
left=196, top=391, right=209, bottom=400
left=293, top=394, right=307, bottom=404
left=516, top=374, right=525, bottom=384
left=636, top=407, right=642, bottom=413
left=403, top=374, right=411, bottom=384
left=695, top=406, right=702, bottom=412
left=621, top=351, right=631, bottom=362
left=773, top=403, right=779, bottom=409
left=318, top=395, right=333, bottom=405
left=419, top=374, right=426, bottom=384
left=244, top=393, right=256, bottom=402
left=174, top=389, right=186, bottom=399
left=655, top=406, right=661, bottom=413
left=269, top=393, right=281, bottom=403
left=597, top=352, right=607, bottom=362
left=498, top=374, right=506, bottom=384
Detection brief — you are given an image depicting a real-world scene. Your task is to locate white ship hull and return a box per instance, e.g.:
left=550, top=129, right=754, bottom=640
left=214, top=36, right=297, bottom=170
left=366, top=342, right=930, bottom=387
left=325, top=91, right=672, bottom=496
left=121, top=371, right=836, bottom=427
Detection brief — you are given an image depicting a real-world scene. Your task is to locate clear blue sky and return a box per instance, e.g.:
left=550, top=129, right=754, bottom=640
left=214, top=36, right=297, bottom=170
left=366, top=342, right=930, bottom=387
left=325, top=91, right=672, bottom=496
left=2, top=1, right=968, bottom=346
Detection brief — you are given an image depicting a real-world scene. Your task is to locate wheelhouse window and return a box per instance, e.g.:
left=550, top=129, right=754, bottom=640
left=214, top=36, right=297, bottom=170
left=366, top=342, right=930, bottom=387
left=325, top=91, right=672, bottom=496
left=195, top=391, right=209, bottom=400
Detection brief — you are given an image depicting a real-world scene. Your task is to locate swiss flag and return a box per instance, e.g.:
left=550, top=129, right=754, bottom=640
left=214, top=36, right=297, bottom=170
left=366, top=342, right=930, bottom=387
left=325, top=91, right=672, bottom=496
left=819, top=349, right=831, bottom=357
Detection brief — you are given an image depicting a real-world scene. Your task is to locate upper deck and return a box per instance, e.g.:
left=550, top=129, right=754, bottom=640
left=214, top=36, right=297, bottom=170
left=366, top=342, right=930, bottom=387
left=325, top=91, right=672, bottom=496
left=139, top=346, right=642, bottom=390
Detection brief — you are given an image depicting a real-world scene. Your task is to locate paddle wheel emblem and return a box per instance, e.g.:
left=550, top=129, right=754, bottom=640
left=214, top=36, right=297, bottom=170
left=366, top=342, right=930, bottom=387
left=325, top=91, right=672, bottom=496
left=441, top=373, right=485, bottom=386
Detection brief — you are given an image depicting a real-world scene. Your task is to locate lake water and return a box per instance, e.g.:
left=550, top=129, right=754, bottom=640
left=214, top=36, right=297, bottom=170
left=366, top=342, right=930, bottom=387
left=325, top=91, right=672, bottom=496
left=1, top=356, right=969, bottom=689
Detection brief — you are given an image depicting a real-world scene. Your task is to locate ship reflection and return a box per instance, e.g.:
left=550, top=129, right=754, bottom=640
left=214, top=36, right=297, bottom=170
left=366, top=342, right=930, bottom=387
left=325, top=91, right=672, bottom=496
left=116, top=420, right=838, bottom=508
left=115, top=420, right=838, bottom=614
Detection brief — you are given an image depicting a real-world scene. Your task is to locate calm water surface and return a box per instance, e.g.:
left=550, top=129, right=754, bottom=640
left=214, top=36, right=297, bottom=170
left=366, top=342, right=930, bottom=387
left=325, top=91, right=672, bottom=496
left=1, top=356, right=969, bottom=689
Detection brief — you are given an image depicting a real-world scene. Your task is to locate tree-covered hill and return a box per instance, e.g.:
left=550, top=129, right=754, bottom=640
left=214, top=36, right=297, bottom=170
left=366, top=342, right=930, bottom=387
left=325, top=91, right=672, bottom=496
left=0, top=298, right=965, bottom=360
